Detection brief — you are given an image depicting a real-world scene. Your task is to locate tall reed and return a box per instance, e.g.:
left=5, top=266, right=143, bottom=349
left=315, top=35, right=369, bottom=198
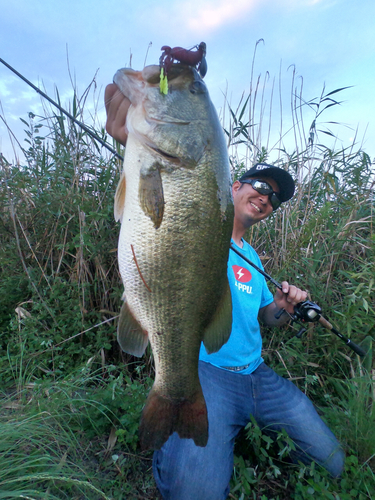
left=0, top=49, right=374, bottom=498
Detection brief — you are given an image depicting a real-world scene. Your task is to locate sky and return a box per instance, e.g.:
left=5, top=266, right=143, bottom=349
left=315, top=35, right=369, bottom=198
left=1, top=0, right=375, bottom=164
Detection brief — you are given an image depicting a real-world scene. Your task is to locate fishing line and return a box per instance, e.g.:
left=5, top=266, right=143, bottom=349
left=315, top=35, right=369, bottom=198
left=0, top=57, right=124, bottom=161
left=1, top=56, right=365, bottom=357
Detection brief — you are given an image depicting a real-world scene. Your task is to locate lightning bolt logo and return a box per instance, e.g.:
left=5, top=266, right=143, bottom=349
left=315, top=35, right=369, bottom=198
left=236, top=268, right=244, bottom=280
left=232, top=265, right=252, bottom=283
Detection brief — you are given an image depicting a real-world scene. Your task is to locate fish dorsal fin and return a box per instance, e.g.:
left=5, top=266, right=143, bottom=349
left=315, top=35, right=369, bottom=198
left=139, top=165, right=164, bottom=229
left=114, top=171, right=126, bottom=222
left=117, top=299, right=149, bottom=357
left=202, top=279, right=232, bottom=354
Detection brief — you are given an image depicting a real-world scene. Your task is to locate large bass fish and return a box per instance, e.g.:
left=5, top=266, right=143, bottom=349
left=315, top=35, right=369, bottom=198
left=113, top=64, right=233, bottom=450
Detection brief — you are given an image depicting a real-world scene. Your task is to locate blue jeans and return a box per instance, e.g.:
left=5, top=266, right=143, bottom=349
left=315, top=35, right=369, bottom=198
left=153, top=361, right=344, bottom=500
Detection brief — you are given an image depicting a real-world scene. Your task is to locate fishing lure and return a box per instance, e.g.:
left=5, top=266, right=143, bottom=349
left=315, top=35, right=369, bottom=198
left=159, top=42, right=207, bottom=94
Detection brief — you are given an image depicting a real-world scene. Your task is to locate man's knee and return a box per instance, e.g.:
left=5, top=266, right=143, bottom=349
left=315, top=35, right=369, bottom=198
left=154, top=460, right=230, bottom=500
left=291, top=440, right=345, bottom=478
left=164, top=481, right=229, bottom=500
left=153, top=441, right=231, bottom=500
left=323, top=446, right=345, bottom=478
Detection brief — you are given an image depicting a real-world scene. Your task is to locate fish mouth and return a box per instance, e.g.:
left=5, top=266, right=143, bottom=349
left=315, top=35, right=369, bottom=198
left=146, top=116, right=191, bottom=126
left=135, top=134, right=181, bottom=164
left=143, top=136, right=204, bottom=169
left=147, top=143, right=181, bottom=164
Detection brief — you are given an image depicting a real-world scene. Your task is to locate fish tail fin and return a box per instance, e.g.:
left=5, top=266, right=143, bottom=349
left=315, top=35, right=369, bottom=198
left=176, top=394, right=208, bottom=446
left=139, top=387, right=208, bottom=450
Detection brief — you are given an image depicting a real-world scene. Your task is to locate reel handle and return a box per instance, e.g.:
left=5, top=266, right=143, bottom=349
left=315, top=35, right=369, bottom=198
left=274, top=308, right=286, bottom=320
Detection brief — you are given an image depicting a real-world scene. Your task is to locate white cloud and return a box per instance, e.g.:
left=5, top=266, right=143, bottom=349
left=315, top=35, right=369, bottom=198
left=178, top=0, right=260, bottom=34
left=285, top=0, right=337, bottom=6
left=133, top=0, right=263, bottom=49
left=0, top=76, right=15, bottom=98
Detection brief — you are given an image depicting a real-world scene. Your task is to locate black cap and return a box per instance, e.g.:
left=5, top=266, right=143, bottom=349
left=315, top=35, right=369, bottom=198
left=238, top=163, right=295, bottom=202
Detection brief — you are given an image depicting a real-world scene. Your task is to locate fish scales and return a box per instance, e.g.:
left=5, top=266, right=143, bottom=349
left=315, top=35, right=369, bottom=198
left=114, top=64, right=234, bottom=450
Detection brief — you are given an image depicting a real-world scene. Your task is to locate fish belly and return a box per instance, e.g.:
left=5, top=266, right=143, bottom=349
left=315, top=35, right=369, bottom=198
left=117, top=136, right=232, bottom=449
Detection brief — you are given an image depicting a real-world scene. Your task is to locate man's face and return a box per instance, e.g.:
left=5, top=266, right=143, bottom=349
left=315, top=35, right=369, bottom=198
left=232, top=176, right=280, bottom=227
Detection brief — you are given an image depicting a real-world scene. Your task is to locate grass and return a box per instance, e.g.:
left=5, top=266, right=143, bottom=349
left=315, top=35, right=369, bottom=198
left=0, top=47, right=374, bottom=498
left=0, top=363, right=158, bottom=499
left=0, top=400, right=111, bottom=499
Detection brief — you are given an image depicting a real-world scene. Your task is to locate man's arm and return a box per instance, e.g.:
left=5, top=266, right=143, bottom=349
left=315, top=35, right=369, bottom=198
left=104, top=83, right=130, bottom=146
left=258, top=281, right=308, bottom=327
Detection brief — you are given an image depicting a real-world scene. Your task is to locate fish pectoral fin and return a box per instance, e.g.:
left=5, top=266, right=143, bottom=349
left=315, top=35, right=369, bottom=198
left=114, top=171, right=126, bottom=222
left=202, top=279, right=232, bottom=354
left=139, top=165, right=164, bottom=229
left=117, top=300, right=148, bottom=357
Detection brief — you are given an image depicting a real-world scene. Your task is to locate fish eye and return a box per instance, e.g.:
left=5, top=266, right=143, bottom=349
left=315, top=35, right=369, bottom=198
left=189, top=81, right=206, bottom=94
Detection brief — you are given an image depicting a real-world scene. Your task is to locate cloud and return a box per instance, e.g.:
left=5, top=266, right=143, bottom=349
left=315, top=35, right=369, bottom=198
left=286, top=0, right=336, bottom=6
left=0, top=76, right=14, bottom=99
left=179, top=0, right=260, bottom=34
left=133, top=0, right=263, bottom=51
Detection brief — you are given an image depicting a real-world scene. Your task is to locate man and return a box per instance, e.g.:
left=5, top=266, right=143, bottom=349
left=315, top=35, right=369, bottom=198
left=105, top=84, right=345, bottom=500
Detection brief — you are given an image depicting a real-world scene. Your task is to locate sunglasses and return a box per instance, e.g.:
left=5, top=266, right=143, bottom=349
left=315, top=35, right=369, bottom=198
left=241, top=179, right=282, bottom=211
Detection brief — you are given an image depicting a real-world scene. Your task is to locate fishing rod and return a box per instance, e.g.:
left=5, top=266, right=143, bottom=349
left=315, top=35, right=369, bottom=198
left=230, top=243, right=366, bottom=357
left=0, top=57, right=124, bottom=161
left=2, top=58, right=365, bottom=357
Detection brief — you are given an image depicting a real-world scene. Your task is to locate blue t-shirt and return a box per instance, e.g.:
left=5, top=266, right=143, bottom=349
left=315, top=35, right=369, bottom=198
left=199, top=239, right=274, bottom=373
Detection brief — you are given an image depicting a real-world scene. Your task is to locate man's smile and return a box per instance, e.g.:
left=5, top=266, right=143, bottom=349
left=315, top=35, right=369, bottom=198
left=250, top=201, right=261, bottom=213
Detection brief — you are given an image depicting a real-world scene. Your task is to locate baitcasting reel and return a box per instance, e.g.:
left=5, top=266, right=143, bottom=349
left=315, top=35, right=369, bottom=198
left=275, top=300, right=322, bottom=338
left=275, top=299, right=365, bottom=356
left=230, top=244, right=366, bottom=357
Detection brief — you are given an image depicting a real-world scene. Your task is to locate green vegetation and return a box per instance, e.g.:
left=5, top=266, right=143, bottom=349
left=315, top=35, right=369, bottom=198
left=0, top=61, right=374, bottom=498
